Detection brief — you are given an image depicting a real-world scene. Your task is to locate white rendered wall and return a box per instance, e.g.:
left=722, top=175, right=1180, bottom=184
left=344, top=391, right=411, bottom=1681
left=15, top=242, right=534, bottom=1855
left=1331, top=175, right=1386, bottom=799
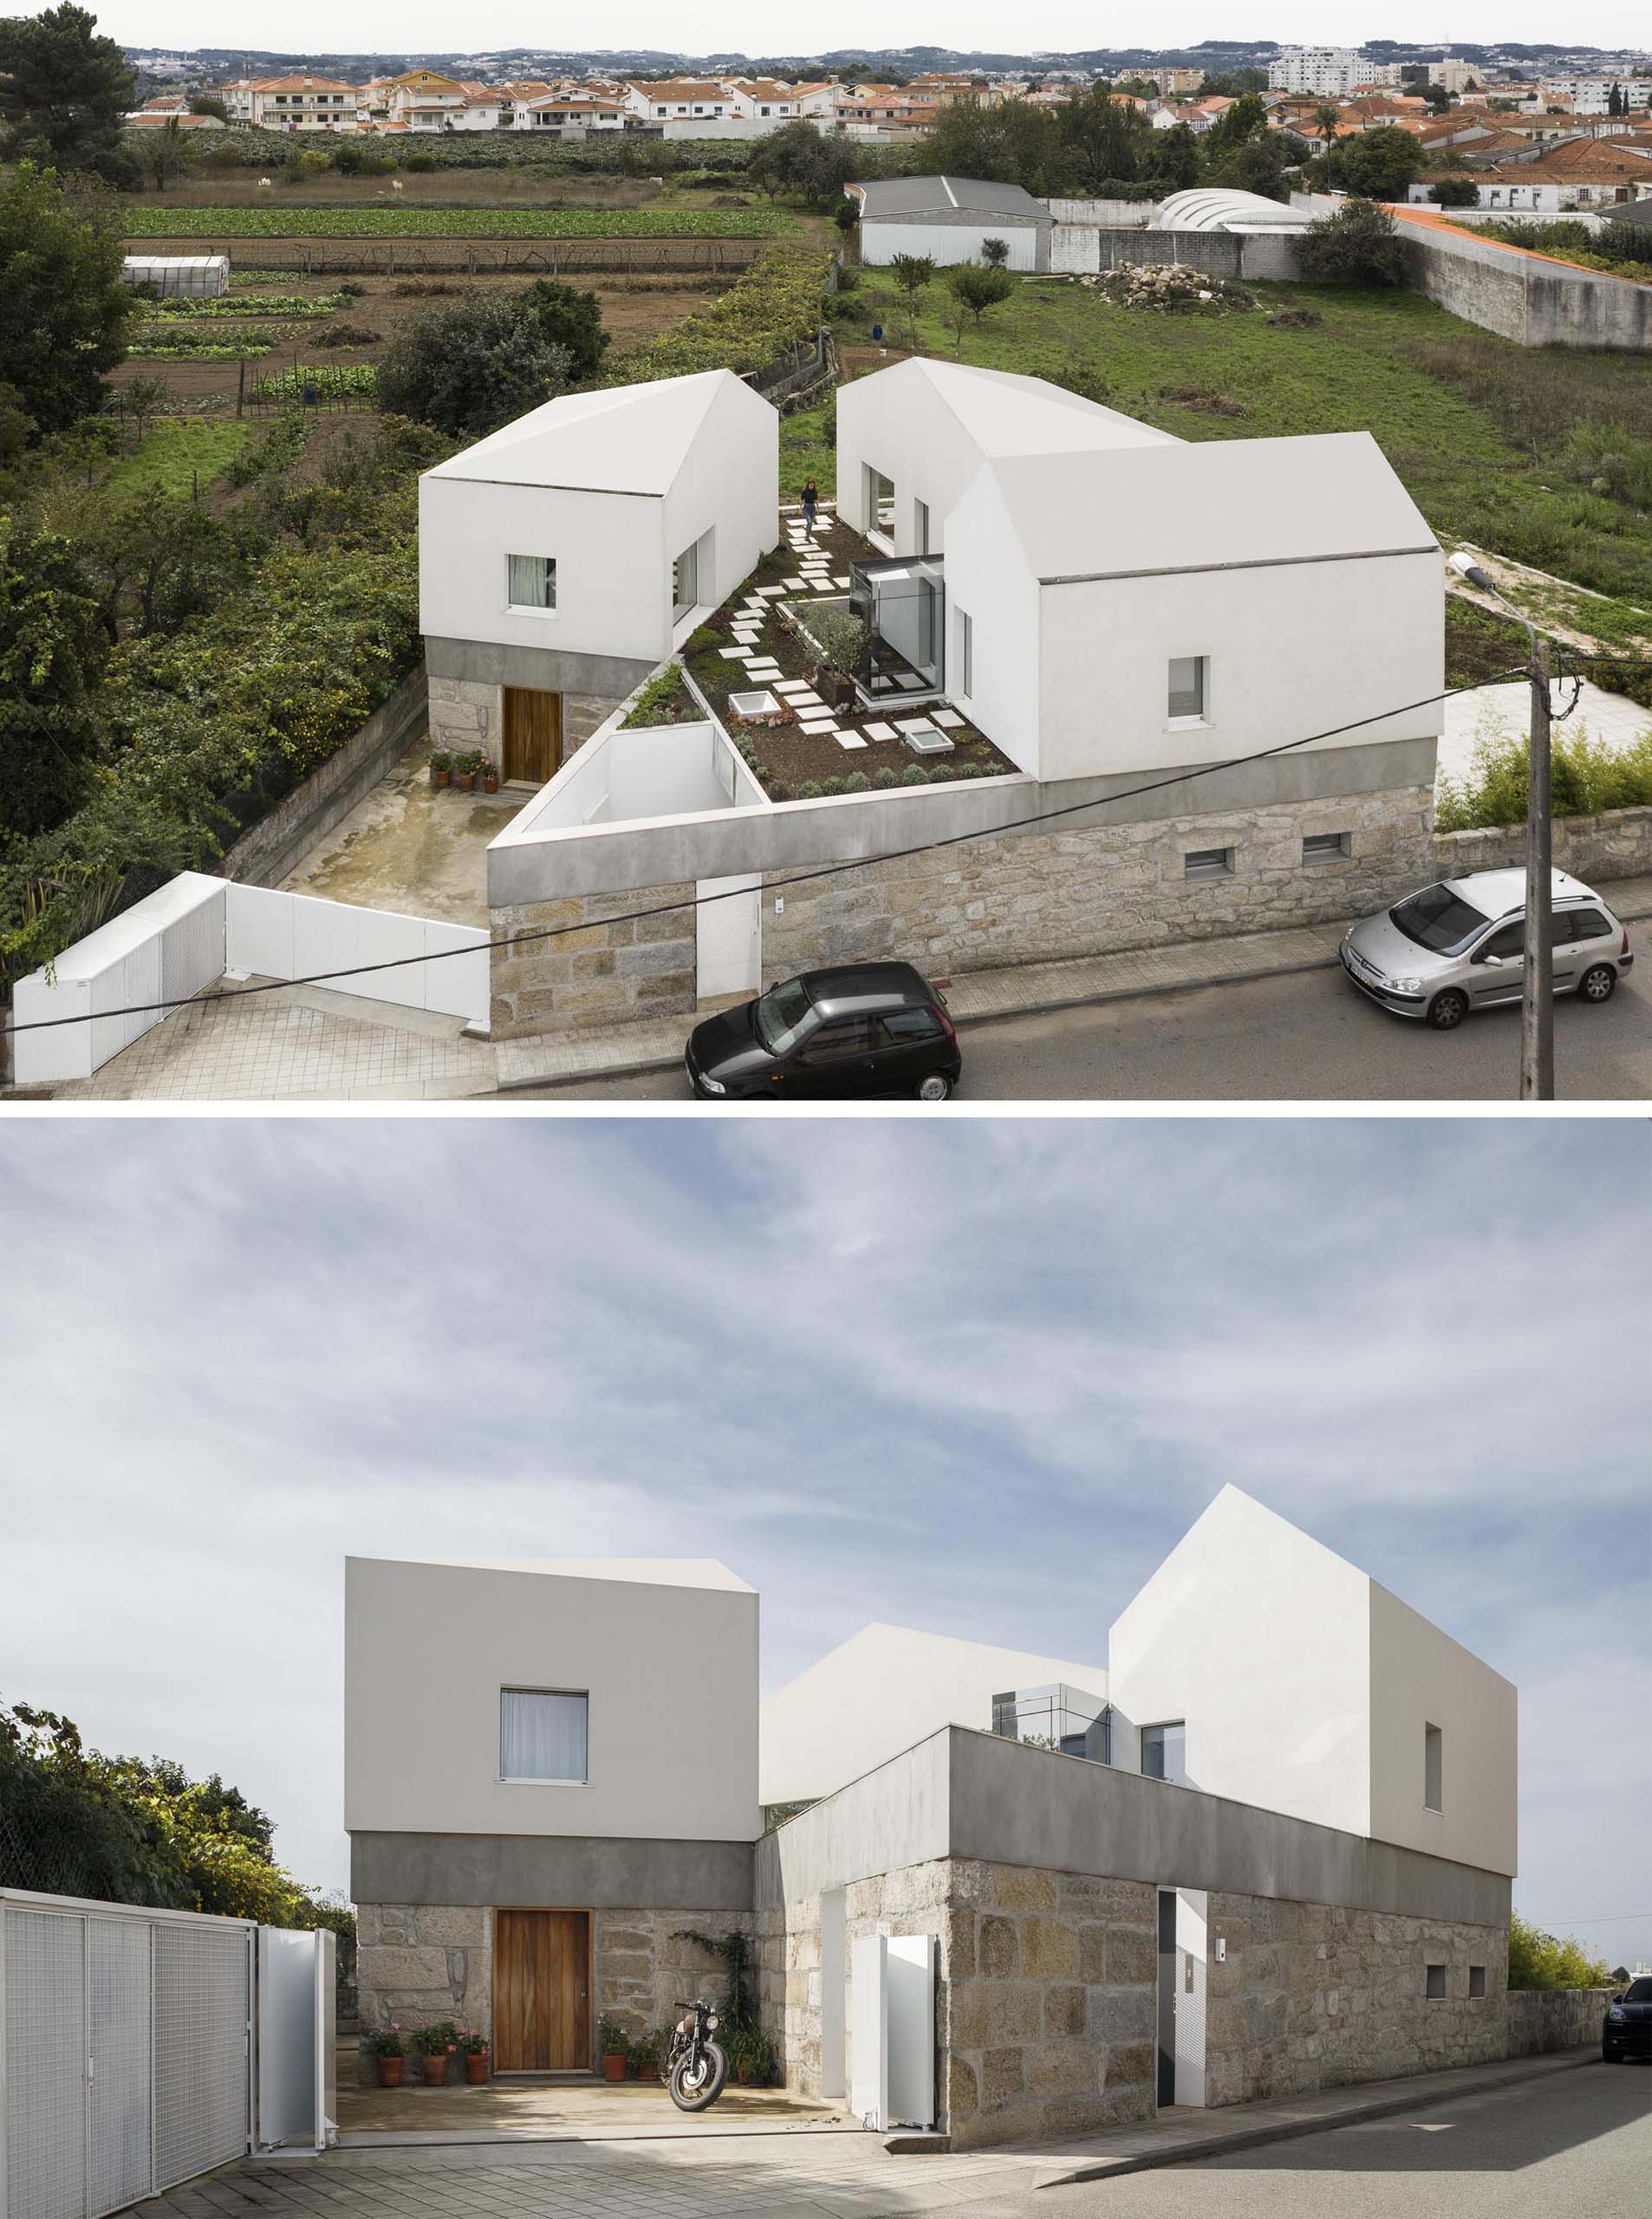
left=940, top=469, right=1043, bottom=771
left=1107, top=1487, right=1374, bottom=1839
left=836, top=368, right=1009, bottom=554
left=1033, top=550, right=1444, bottom=786
left=759, top=1624, right=1108, bottom=1808
left=419, top=478, right=668, bottom=663
left=861, top=221, right=1041, bottom=270
left=1368, top=1581, right=1517, bottom=1877
left=345, top=1556, right=760, bottom=1841
left=661, top=374, right=778, bottom=613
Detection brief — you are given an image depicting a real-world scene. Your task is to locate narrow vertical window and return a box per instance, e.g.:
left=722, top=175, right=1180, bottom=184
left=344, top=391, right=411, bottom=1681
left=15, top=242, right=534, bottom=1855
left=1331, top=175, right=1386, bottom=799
left=1425, top=1722, right=1443, bottom=1812
left=956, top=607, right=972, bottom=697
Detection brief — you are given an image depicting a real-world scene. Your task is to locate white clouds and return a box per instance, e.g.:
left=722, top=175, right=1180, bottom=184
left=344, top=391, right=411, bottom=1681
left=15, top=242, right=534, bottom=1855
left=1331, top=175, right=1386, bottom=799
left=1, top=1119, right=1647, bottom=1962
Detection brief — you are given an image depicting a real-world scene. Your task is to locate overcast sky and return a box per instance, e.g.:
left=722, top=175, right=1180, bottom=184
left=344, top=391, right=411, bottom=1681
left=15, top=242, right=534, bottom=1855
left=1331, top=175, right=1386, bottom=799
left=3, top=1119, right=1649, bottom=1973
left=99, top=5, right=1652, bottom=57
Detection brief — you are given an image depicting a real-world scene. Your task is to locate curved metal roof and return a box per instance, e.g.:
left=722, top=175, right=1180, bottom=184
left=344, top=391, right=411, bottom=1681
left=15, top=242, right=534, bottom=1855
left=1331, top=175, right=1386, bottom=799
left=1153, top=188, right=1314, bottom=231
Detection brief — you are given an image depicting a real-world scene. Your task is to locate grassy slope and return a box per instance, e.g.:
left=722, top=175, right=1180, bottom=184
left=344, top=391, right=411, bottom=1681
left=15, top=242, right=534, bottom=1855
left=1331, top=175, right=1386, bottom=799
left=844, top=273, right=1652, bottom=631
left=104, top=419, right=250, bottom=498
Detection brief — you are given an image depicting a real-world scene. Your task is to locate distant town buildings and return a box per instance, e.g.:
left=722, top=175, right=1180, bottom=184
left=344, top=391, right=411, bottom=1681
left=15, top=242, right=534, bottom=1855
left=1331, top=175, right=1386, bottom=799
left=1268, top=47, right=1371, bottom=97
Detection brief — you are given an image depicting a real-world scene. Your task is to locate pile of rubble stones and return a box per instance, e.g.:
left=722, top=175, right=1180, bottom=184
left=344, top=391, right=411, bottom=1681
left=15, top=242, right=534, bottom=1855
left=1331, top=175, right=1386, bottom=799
left=1077, top=264, right=1256, bottom=314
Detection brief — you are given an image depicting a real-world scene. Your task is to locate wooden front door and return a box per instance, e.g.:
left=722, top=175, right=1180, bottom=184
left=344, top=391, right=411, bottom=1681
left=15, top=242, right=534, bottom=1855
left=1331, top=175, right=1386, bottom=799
left=503, top=687, right=563, bottom=784
left=495, top=1908, right=591, bottom=2071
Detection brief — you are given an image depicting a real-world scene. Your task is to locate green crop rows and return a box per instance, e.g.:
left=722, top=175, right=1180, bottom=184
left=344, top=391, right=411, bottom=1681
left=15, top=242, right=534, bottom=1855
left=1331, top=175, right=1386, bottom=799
left=123, top=205, right=796, bottom=240
left=248, top=363, right=378, bottom=400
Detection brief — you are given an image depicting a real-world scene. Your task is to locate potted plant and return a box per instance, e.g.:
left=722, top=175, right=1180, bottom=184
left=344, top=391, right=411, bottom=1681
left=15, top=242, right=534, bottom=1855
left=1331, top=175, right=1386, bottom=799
left=456, top=2028, right=491, bottom=2085
left=412, top=2021, right=459, bottom=2087
left=481, top=758, right=500, bottom=795
left=597, top=2018, right=630, bottom=2082
left=429, top=750, right=452, bottom=788
left=452, top=751, right=476, bottom=793
left=363, top=2027, right=405, bottom=2088
left=727, top=2027, right=762, bottom=2087
left=630, top=2028, right=662, bottom=2083
left=803, top=605, right=867, bottom=710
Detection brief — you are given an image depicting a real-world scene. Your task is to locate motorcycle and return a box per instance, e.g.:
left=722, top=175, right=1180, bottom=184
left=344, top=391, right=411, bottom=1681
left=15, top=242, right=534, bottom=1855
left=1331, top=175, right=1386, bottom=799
left=665, top=1996, right=728, bottom=2112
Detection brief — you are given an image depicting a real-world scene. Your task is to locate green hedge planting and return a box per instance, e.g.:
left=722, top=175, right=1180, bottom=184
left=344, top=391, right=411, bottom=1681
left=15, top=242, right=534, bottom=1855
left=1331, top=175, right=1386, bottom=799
left=607, top=242, right=833, bottom=382
left=122, top=204, right=796, bottom=240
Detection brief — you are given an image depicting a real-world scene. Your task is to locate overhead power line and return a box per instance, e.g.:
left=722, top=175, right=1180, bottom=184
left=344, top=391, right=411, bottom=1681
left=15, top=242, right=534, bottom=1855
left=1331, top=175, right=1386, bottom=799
left=0, top=662, right=1616, bottom=1043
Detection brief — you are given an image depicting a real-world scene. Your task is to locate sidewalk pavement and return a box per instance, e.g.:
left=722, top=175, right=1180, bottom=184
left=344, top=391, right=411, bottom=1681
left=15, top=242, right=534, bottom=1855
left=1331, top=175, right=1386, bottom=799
left=493, top=873, right=1652, bottom=1095
left=201, top=2050, right=1602, bottom=2219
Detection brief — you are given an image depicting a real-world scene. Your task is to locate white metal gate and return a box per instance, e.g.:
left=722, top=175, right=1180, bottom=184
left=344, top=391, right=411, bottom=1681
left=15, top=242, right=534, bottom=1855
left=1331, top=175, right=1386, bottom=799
left=2, top=1893, right=253, bottom=2219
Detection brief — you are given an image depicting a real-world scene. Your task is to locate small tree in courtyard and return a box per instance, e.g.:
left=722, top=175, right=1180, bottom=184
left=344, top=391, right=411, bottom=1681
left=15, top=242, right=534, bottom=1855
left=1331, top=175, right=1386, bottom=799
left=947, top=263, right=1015, bottom=335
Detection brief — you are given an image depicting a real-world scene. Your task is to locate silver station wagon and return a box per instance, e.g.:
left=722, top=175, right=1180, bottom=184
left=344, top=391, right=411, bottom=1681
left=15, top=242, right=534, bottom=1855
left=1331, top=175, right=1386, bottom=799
left=1341, top=868, right=1633, bottom=1030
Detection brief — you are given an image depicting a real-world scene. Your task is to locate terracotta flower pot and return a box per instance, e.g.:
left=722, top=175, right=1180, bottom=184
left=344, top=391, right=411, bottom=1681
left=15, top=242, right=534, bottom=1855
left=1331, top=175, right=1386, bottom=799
left=376, top=2056, right=403, bottom=2088
left=482, top=770, right=499, bottom=794
left=420, top=2054, right=449, bottom=2087
left=465, top=2053, right=489, bottom=2085
left=602, top=2053, right=627, bottom=2081
left=636, top=2061, right=659, bottom=2082
left=431, top=767, right=450, bottom=788
left=736, top=2065, right=754, bottom=2086
left=454, top=771, right=475, bottom=793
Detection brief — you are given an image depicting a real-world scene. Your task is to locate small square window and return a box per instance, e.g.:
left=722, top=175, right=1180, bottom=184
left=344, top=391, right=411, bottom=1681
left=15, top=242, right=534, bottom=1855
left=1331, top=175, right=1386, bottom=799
left=507, top=554, right=556, bottom=611
left=501, top=1688, right=588, bottom=1783
left=1426, top=1963, right=1447, bottom=2000
left=1184, top=846, right=1234, bottom=881
left=1468, top=1965, right=1486, bottom=1999
left=1168, top=655, right=1207, bottom=720
left=1303, top=831, right=1351, bottom=864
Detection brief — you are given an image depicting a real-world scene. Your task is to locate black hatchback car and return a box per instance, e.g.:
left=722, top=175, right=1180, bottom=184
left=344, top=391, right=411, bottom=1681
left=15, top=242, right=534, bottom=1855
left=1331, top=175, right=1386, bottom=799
left=1603, top=1975, right=1652, bottom=2063
left=686, top=962, right=961, bottom=1101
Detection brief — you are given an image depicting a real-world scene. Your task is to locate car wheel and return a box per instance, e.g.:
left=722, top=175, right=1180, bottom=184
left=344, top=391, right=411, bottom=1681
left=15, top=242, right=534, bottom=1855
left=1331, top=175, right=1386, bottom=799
left=1427, top=989, right=1468, bottom=1031
left=916, top=1071, right=953, bottom=1102
left=1578, top=963, right=1617, bottom=1005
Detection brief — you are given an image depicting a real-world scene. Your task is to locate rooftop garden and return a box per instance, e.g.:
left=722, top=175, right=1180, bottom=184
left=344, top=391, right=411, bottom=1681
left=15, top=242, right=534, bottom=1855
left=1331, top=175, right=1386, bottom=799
left=625, top=506, right=1017, bottom=802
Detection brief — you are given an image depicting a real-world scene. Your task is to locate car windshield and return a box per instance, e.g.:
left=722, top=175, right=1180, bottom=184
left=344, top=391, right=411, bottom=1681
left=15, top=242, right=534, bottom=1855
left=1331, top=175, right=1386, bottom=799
left=752, top=977, right=816, bottom=1057
left=1389, top=883, right=1491, bottom=956
left=1623, top=1978, right=1652, bottom=2003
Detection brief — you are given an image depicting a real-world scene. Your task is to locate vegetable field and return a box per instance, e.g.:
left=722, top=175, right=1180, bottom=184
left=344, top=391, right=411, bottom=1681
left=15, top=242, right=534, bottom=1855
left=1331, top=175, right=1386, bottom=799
left=123, top=205, right=797, bottom=240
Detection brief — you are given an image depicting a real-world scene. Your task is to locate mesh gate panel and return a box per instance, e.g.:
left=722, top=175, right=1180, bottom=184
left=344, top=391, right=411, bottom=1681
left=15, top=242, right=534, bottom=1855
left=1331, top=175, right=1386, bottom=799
left=153, top=1924, right=249, bottom=2190
left=88, top=1917, right=153, bottom=2218
left=4, top=1908, right=87, bottom=2219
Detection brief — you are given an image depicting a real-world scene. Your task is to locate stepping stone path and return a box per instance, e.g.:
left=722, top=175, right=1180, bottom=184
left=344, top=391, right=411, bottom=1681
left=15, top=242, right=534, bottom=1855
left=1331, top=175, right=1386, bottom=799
left=836, top=732, right=868, bottom=751
left=933, top=710, right=965, bottom=728
left=864, top=723, right=896, bottom=742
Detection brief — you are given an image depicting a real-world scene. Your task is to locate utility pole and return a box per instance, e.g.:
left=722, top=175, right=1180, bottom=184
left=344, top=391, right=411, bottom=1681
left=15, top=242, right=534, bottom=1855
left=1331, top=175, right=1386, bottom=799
left=1449, top=550, right=1553, bottom=1101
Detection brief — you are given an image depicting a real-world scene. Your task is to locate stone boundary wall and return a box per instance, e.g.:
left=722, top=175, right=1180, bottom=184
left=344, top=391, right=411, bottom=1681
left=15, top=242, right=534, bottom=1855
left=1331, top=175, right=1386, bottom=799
left=1092, top=229, right=1304, bottom=283
left=1435, top=804, right=1652, bottom=884
left=354, top=1901, right=751, bottom=2080
left=761, top=782, right=1435, bottom=984
left=218, top=662, right=427, bottom=888
left=1400, top=225, right=1652, bottom=350
left=1507, top=1985, right=1614, bottom=2054
left=1205, top=1891, right=1508, bottom=2106
left=491, top=877, right=697, bottom=1036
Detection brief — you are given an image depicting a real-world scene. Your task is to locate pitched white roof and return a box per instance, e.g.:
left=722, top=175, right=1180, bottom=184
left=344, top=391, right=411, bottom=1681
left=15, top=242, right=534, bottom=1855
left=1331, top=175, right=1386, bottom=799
left=351, top=1553, right=756, bottom=1593
left=981, top=432, right=1438, bottom=582
left=857, top=357, right=1180, bottom=462
left=425, top=369, right=756, bottom=497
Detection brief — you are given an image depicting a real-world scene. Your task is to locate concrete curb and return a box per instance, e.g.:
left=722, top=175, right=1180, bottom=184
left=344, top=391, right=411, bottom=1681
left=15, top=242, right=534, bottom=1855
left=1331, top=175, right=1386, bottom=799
left=1030, top=2047, right=1599, bottom=2189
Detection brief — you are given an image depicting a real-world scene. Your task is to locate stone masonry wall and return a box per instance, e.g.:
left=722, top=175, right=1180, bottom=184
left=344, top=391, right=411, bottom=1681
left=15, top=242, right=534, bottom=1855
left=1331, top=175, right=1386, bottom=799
left=943, top=1860, right=1158, bottom=2149
left=355, top=1903, right=751, bottom=2080
left=1507, top=1985, right=1614, bottom=2056
left=594, top=1910, right=753, bottom=2043
left=355, top=1902, right=492, bottom=2080
left=427, top=677, right=621, bottom=773
left=761, top=784, right=1435, bottom=981
left=490, top=881, right=698, bottom=1037
left=757, top=1858, right=1156, bottom=2151
left=1203, top=1892, right=1509, bottom=2106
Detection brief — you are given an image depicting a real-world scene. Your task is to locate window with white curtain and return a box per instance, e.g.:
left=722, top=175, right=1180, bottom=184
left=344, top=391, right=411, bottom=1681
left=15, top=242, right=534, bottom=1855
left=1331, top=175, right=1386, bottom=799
left=506, top=554, right=556, bottom=611
left=500, top=1689, right=588, bottom=1782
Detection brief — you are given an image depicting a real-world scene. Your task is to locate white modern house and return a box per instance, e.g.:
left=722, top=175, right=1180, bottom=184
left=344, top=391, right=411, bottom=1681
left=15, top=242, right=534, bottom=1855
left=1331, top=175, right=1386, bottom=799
left=838, top=360, right=1441, bottom=785
left=347, top=1489, right=1519, bottom=2141
left=464, top=357, right=1445, bottom=1038
left=420, top=371, right=778, bottom=782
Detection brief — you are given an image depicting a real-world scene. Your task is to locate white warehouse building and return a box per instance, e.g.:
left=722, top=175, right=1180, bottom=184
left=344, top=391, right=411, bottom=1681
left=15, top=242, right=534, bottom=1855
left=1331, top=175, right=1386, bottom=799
left=848, top=174, right=1056, bottom=270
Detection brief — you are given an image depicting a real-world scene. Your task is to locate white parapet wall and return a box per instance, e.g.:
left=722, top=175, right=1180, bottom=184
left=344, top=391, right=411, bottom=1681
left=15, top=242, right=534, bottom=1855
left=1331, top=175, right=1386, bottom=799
left=12, top=874, right=488, bottom=1086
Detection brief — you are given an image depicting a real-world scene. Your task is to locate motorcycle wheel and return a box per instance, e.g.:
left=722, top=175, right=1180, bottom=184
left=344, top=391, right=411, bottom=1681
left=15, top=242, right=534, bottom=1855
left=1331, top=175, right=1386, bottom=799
left=668, top=2040, right=729, bottom=2112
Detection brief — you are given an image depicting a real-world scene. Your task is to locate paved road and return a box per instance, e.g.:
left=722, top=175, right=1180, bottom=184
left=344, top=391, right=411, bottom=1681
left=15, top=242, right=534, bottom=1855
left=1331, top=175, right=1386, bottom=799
left=519, top=924, right=1652, bottom=1103
left=932, top=2063, right=1652, bottom=2219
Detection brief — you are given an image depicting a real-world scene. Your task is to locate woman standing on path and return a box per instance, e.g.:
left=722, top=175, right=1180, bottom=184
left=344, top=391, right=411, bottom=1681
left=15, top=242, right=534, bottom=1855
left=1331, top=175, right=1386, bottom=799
left=801, top=478, right=819, bottom=537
